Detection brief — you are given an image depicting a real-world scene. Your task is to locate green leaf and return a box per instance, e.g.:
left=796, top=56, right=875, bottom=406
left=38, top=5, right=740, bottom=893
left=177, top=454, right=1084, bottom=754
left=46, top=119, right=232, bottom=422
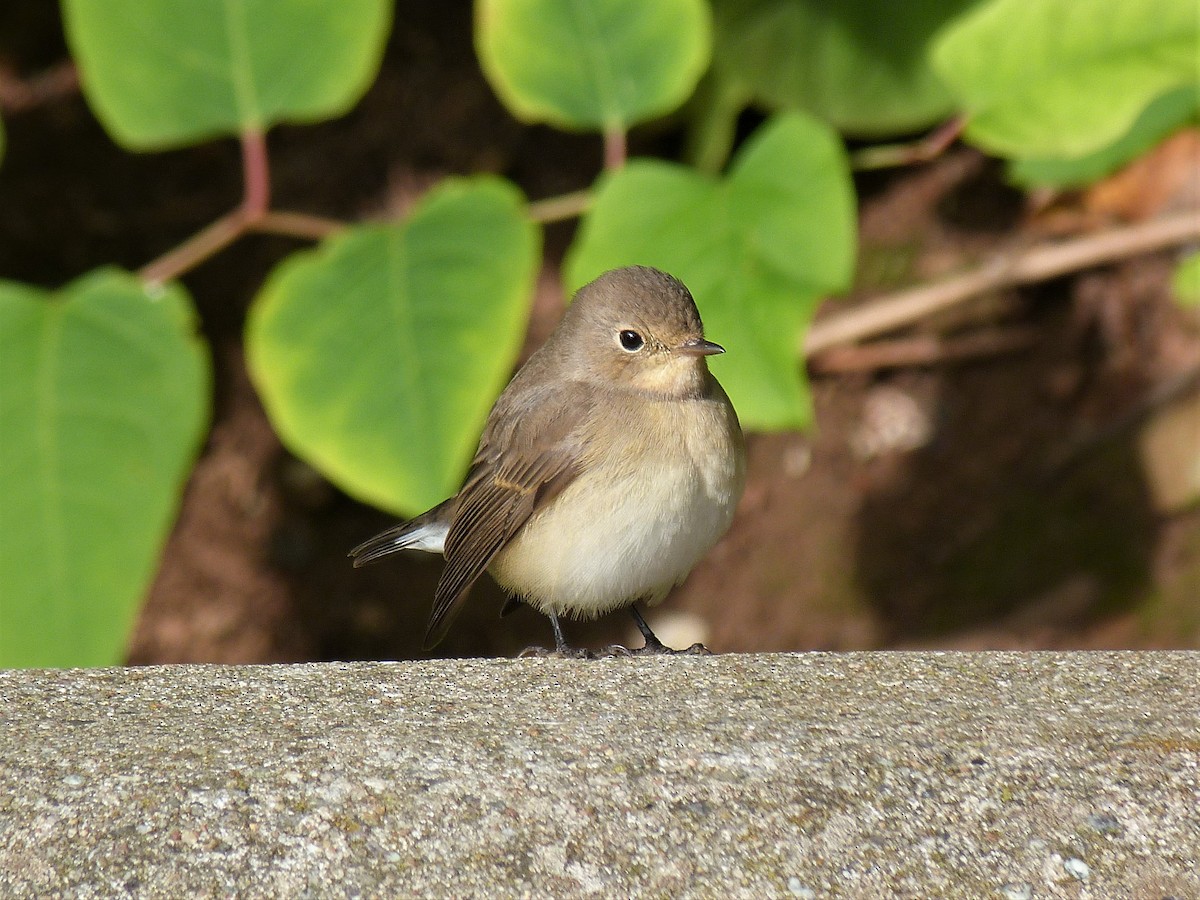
left=476, top=0, right=711, bottom=130
left=1008, top=85, right=1200, bottom=189
left=62, top=0, right=392, bottom=150
left=707, top=0, right=977, bottom=138
left=565, top=112, right=855, bottom=430
left=932, top=0, right=1199, bottom=158
left=0, top=270, right=210, bottom=667
left=1173, top=252, right=1200, bottom=309
left=246, top=177, right=541, bottom=516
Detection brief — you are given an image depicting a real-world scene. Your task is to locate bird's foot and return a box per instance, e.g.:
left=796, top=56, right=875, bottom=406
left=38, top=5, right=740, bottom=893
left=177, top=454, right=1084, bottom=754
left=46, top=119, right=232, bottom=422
left=631, top=638, right=712, bottom=656
left=626, top=604, right=713, bottom=656
left=594, top=644, right=634, bottom=658
left=516, top=613, right=598, bottom=658
left=517, top=641, right=711, bottom=658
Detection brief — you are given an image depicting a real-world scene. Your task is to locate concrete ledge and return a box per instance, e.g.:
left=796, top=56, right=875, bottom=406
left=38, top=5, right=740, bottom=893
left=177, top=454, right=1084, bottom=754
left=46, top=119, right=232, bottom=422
left=2, top=653, right=1197, bottom=898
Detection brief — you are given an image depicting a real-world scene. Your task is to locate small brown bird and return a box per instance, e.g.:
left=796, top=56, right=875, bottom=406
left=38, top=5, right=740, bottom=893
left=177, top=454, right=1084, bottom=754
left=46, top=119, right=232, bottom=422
left=350, top=266, right=745, bottom=655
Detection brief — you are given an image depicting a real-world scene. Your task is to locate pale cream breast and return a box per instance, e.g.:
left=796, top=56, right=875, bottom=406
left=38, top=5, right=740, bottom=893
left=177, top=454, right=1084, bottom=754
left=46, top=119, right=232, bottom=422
left=489, top=389, right=745, bottom=618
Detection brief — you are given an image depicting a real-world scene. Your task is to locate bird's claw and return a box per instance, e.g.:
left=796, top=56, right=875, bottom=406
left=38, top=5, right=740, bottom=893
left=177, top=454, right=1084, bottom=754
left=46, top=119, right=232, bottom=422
left=594, top=644, right=634, bottom=658
left=631, top=640, right=713, bottom=656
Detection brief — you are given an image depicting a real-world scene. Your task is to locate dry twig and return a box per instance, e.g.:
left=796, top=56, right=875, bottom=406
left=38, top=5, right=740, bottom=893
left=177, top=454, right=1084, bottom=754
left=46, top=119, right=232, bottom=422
left=810, top=326, right=1041, bottom=373
left=805, top=210, right=1200, bottom=355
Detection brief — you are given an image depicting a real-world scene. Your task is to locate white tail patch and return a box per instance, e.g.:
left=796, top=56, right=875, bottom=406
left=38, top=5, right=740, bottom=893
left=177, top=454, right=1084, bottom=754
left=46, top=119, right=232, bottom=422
left=400, top=520, right=448, bottom=554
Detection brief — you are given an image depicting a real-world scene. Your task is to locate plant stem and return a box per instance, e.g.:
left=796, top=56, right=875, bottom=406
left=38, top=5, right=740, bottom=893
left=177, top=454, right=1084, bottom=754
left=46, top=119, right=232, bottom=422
left=850, top=117, right=966, bottom=171
left=240, top=127, right=270, bottom=219
left=253, top=211, right=347, bottom=240
left=527, top=189, right=593, bottom=224
left=139, top=128, right=274, bottom=286
left=138, top=211, right=246, bottom=286
left=805, top=210, right=1200, bottom=355
left=603, top=125, right=627, bottom=170
left=683, top=77, right=747, bottom=175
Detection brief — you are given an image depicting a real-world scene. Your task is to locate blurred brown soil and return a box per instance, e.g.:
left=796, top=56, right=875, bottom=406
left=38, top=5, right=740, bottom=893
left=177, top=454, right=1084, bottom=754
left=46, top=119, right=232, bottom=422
left=1, top=4, right=1197, bottom=663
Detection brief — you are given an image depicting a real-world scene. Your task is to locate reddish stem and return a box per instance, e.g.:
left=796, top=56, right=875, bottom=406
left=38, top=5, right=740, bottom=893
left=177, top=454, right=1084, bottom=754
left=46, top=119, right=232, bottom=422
left=138, top=211, right=245, bottom=286
left=239, top=127, right=270, bottom=221
left=603, top=125, right=627, bottom=171
left=139, top=129, right=272, bottom=285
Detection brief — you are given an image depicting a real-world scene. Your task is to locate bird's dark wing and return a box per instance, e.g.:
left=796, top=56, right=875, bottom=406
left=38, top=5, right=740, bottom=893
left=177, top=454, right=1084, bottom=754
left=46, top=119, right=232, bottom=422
left=423, top=380, right=593, bottom=648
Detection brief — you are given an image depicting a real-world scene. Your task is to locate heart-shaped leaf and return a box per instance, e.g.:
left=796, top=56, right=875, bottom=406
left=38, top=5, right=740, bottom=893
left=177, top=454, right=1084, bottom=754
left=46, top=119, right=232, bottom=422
left=933, top=0, right=1199, bottom=159
left=476, top=0, right=711, bottom=130
left=62, top=0, right=392, bottom=149
left=246, top=176, right=540, bottom=516
left=0, top=269, right=210, bottom=667
left=565, top=112, right=855, bottom=430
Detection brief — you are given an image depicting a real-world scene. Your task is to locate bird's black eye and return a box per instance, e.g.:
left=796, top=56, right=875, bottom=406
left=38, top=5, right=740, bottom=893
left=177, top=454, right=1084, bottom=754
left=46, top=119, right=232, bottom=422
left=618, top=329, right=644, bottom=352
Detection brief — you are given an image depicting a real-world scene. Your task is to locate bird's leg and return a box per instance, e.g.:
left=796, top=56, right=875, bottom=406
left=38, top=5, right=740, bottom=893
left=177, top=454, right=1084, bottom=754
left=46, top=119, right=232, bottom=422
left=549, top=613, right=570, bottom=653
left=630, top=604, right=668, bottom=653
left=518, top=612, right=594, bottom=659
left=629, top=604, right=712, bottom=656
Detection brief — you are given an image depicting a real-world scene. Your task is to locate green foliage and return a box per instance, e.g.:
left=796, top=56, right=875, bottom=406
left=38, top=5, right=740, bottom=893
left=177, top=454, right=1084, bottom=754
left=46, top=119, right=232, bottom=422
left=1173, top=253, right=1200, bottom=309
left=0, top=271, right=209, bottom=667
left=476, top=0, right=711, bottom=130
left=709, top=0, right=976, bottom=136
left=1009, top=85, right=1200, bottom=189
left=5, top=0, right=1186, bottom=664
left=688, top=0, right=979, bottom=173
left=932, top=0, right=1199, bottom=159
left=62, top=0, right=392, bottom=149
left=566, top=113, right=855, bottom=430
left=246, top=178, right=540, bottom=516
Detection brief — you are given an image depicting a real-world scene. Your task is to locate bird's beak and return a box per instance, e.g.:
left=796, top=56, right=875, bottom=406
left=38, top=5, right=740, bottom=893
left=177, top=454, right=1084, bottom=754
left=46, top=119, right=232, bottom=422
left=675, top=337, right=725, bottom=357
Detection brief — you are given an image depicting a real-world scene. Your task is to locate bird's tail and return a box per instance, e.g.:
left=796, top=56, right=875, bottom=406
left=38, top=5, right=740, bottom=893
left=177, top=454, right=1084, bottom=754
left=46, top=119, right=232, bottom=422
left=348, top=498, right=453, bottom=566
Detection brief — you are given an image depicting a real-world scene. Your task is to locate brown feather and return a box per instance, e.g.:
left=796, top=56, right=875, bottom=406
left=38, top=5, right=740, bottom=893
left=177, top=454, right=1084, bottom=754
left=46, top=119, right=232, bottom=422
left=421, top=379, right=595, bottom=647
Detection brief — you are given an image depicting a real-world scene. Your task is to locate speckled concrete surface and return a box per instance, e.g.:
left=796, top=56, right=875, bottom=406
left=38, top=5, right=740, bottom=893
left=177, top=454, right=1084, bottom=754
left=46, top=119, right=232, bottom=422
left=1, top=653, right=1197, bottom=898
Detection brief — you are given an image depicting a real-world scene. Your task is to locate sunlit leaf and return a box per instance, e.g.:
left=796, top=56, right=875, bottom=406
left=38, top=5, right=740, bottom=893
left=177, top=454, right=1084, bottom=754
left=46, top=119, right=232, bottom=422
left=566, top=112, right=855, bottom=430
left=1008, top=85, right=1200, bottom=189
left=0, top=270, right=210, bottom=667
left=476, top=0, right=711, bottom=130
left=246, top=177, right=541, bottom=515
left=62, top=0, right=391, bottom=149
left=933, top=0, right=1199, bottom=158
